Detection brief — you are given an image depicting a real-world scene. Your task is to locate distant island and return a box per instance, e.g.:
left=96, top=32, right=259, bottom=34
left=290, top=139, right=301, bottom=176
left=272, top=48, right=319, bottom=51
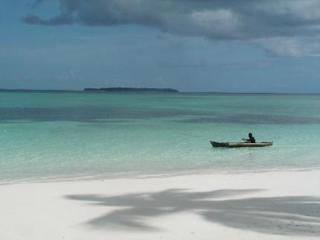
left=83, top=87, right=179, bottom=93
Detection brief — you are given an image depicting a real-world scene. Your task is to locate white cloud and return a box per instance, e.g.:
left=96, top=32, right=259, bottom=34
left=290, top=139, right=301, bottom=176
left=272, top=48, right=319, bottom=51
left=191, top=9, right=241, bottom=37
left=24, top=0, right=320, bottom=56
left=257, top=37, right=320, bottom=57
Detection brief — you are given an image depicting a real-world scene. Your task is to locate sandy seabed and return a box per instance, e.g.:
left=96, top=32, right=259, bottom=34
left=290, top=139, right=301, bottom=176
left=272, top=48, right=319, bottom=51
left=0, top=170, right=320, bottom=240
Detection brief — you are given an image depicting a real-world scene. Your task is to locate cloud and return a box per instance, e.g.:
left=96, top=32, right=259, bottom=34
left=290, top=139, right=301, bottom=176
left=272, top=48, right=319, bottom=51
left=23, top=0, right=320, bottom=56
left=23, top=14, right=72, bottom=25
left=257, top=37, right=320, bottom=57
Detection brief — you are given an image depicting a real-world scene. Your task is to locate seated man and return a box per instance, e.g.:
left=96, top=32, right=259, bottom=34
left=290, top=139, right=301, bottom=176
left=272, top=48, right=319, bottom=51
left=243, top=133, right=256, bottom=143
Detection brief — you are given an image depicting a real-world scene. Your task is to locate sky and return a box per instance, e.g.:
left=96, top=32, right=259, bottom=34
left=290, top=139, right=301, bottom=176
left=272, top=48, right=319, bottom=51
left=1, top=0, right=320, bottom=93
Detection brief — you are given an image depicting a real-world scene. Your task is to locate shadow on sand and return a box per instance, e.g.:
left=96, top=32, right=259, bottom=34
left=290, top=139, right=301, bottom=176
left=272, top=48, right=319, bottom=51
left=66, top=189, right=320, bottom=236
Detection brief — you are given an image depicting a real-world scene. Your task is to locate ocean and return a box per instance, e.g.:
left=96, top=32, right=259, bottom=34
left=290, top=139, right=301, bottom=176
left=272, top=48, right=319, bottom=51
left=0, top=91, right=320, bottom=182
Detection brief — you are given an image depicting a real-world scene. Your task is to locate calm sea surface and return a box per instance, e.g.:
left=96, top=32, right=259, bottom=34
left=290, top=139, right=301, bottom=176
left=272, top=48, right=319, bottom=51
left=0, top=91, right=320, bottom=182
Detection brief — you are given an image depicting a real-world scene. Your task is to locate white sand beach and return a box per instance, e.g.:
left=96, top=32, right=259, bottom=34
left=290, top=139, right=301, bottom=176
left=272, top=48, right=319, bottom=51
left=0, top=170, right=320, bottom=240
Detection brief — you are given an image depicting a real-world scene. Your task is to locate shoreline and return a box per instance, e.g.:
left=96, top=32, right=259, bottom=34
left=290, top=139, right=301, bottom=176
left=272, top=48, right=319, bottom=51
left=1, top=166, right=320, bottom=186
left=1, top=169, right=319, bottom=240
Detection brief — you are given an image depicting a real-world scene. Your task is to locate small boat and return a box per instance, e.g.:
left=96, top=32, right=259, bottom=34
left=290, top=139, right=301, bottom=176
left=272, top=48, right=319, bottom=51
left=210, top=141, right=273, bottom=148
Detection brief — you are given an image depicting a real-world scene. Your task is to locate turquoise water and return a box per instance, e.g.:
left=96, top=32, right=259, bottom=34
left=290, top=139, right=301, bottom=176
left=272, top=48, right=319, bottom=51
left=0, top=91, right=320, bottom=181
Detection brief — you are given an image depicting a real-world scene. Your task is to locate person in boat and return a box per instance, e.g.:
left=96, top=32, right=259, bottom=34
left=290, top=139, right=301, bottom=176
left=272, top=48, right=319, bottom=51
left=243, top=133, right=256, bottom=143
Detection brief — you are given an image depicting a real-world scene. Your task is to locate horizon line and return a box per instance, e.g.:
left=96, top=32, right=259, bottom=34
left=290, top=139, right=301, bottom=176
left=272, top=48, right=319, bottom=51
left=1, top=88, right=320, bottom=95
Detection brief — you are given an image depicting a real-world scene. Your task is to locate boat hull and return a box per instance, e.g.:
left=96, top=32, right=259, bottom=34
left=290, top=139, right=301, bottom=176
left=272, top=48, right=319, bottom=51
left=210, top=141, right=273, bottom=148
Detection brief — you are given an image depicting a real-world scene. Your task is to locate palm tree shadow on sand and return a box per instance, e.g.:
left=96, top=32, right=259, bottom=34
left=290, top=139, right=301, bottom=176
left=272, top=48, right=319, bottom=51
left=66, top=189, right=320, bottom=236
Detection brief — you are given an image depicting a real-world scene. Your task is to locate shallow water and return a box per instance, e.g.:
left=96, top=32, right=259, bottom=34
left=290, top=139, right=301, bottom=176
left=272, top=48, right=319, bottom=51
left=0, top=91, right=320, bottom=181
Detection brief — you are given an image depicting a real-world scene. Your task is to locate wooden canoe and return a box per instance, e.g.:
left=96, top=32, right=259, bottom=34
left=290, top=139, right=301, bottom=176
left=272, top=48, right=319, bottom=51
left=210, top=141, right=273, bottom=148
